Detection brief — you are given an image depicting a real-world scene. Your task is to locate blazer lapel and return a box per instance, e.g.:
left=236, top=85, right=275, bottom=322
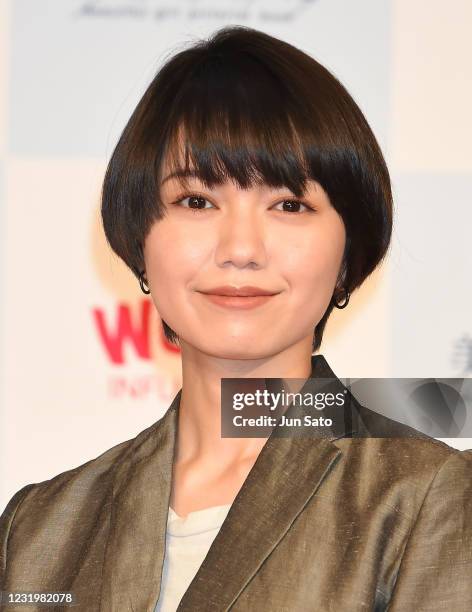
left=100, top=390, right=180, bottom=612
left=177, top=431, right=343, bottom=611
left=177, top=354, right=356, bottom=611
left=100, top=354, right=356, bottom=612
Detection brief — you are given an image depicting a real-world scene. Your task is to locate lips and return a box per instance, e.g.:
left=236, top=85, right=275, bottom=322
left=199, top=285, right=278, bottom=297
left=197, top=286, right=281, bottom=310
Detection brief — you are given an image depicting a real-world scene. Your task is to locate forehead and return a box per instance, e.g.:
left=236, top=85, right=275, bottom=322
left=158, top=161, right=325, bottom=203
left=157, top=125, right=312, bottom=197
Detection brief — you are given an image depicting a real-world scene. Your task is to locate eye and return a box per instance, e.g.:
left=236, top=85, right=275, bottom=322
left=174, top=193, right=214, bottom=213
left=272, top=199, right=315, bottom=214
left=172, top=193, right=315, bottom=214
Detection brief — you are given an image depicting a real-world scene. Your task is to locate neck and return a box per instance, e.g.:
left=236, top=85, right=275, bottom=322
left=174, top=340, right=315, bottom=467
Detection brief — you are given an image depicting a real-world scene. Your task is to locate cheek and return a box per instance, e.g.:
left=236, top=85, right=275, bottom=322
left=279, top=220, right=345, bottom=294
left=144, top=221, right=206, bottom=285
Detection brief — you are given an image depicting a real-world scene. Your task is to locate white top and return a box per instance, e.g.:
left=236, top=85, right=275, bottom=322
left=154, top=503, right=233, bottom=611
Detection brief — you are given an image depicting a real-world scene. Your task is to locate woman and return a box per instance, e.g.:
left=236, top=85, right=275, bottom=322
left=1, top=26, right=471, bottom=612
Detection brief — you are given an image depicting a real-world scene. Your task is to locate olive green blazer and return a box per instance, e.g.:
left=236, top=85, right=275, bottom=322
left=1, top=355, right=472, bottom=611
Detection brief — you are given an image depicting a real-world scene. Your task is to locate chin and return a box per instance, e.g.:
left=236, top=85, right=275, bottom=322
left=197, top=338, right=277, bottom=361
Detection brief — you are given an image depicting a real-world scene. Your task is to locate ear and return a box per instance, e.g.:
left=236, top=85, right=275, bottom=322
left=336, top=258, right=348, bottom=290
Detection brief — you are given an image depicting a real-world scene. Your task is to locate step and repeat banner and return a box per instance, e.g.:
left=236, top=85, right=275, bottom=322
left=1, top=0, right=471, bottom=508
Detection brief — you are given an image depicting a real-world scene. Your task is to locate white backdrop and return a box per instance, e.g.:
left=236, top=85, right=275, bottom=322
left=1, top=0, right=471, bottom=509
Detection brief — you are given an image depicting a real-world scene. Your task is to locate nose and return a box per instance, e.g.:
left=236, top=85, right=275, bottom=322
left=215, top=204, right=268, bottom=270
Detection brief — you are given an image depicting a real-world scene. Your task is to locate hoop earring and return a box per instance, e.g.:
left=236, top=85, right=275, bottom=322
left=139, top=270, right=151, bottom=295
left=332, top=286, right=350, bottom=309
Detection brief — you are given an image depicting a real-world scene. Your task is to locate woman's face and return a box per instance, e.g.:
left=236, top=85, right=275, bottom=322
left=143, top=159, right=346, bottom=360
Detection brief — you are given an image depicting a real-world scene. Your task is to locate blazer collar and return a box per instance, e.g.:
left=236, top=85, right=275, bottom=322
left=100, top=354, right=356, bottom=611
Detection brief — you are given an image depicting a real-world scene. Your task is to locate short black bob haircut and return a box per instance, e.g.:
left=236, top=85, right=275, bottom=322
left=101, top=25, right=393, bottom=353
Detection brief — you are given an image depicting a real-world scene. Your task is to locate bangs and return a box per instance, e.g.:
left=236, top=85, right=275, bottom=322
left=159, top=52, right=327, bottom=198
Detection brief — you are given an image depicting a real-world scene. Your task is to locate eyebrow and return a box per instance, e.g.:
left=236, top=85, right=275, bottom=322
left=160, top=169, right=200, bottom=185
left=160, top=168, right=314, bottom=197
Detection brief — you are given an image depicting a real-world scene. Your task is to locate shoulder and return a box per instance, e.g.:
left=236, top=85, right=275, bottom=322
left=0, top=407, right=177, bottom=585
left=382, top=444, right=472, bottom=609
left=333, top=407, right=472, bottom=519
left=0, top=413, right=165, bottom=539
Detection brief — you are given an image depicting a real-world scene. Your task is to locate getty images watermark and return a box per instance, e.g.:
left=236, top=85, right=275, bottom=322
left=221, top=376, right=351, bottom=438
left=220, top=376, right=472, bottom=438
left=231, top=386, right=346, bottom=426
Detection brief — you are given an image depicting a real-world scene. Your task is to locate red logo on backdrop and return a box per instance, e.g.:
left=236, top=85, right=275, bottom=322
left=92, top=299, right=181, bottom=404
left=92, top=299, right=180, bottom=364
